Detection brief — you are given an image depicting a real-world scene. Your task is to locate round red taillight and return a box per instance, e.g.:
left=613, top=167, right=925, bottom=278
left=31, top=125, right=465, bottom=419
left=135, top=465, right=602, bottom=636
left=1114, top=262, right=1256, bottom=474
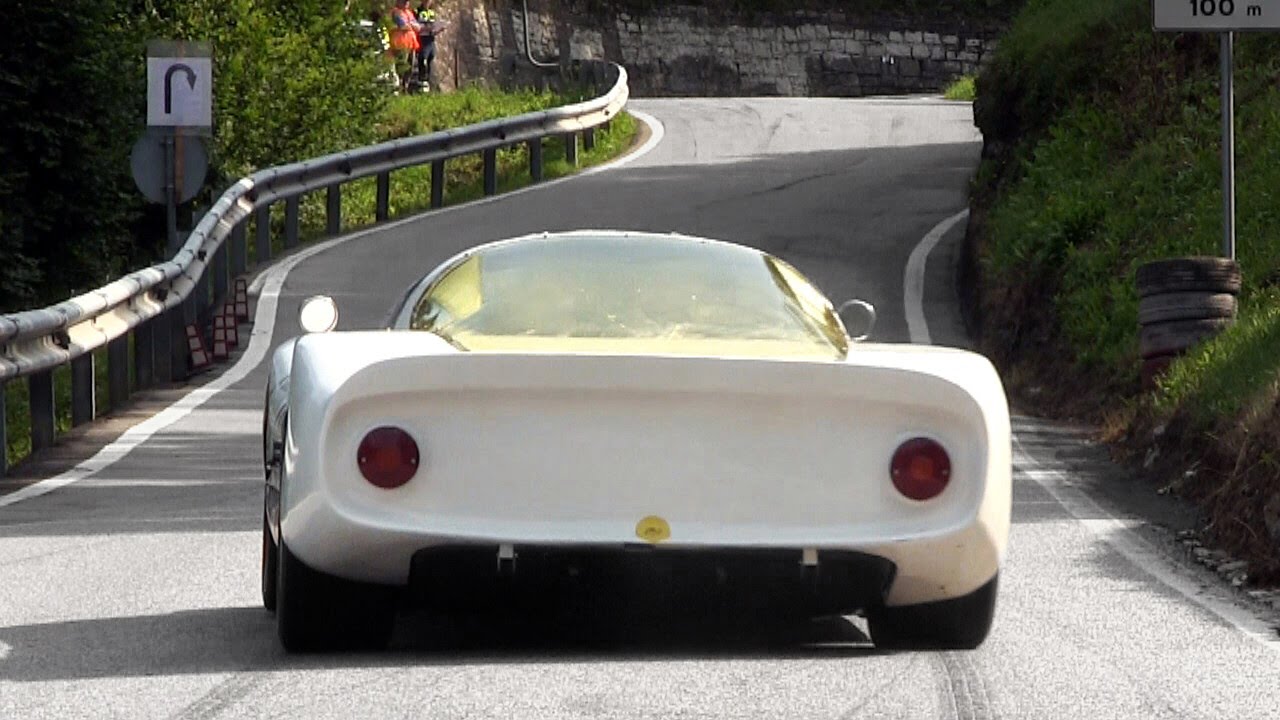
left=357, top=427, right=419, bottom=489
left=890, top=437, right=951, bottom=501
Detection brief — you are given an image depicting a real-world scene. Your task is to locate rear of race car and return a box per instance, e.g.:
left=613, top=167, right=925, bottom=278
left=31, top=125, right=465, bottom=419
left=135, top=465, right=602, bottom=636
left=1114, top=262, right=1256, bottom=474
left=276, top=331, right=1010, bottom=649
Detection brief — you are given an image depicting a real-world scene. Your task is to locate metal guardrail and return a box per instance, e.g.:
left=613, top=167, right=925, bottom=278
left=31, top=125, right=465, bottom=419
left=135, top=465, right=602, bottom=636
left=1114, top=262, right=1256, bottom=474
left=0, top=61, right=628, bottom=475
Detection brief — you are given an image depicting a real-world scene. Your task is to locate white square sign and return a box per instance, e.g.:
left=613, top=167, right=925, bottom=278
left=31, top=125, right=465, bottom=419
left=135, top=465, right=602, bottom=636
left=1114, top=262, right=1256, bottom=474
left=147, top=55, right=212, bottom=129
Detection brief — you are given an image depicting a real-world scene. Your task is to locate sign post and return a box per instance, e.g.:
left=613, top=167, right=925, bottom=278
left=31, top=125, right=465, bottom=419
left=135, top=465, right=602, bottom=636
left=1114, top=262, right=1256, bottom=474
left=1220, top=31, right=1235, bottom=260
left=144, top=40, right=212, bottom=255
left=1153, top=0, right=1280, bottom=260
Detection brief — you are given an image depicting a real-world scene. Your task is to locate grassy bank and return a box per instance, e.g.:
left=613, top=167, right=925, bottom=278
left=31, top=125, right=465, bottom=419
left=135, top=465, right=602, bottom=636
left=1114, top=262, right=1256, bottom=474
left=972, top=0, right=1280, bottom=578
left=3, top=85, right=638, bottom=470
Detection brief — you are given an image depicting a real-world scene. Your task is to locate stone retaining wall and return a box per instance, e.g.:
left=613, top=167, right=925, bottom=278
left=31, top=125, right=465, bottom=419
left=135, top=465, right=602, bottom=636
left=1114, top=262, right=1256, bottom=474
left=433, top=1, right=1003, bottom=97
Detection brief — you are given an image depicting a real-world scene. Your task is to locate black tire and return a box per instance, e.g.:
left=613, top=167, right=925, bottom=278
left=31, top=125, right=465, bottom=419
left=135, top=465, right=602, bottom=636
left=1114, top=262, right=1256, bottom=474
left=276, top=540, right=398, bottom=652
left=1139, top=318, right=1232, bottom=359
left=1138, top=292, right=1236, bottom=325
left=261, top=507, right=278, bottom=612
left=1136, top=257, right=1241, bottom=298
left=867, top=574, right=998, bottom=651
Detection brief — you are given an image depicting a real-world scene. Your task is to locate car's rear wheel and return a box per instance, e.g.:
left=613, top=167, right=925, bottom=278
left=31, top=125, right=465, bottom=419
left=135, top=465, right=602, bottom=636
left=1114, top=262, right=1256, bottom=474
left=261, top=506, right=278, bottom=612
left=867, top=574, right=998, bottom=651
left=276, top=540, right=398, bottom=652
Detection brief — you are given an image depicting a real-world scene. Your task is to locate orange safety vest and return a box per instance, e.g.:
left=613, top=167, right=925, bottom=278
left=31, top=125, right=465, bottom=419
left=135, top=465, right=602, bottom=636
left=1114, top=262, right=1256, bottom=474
left=389, top=8, right=420, bottom=51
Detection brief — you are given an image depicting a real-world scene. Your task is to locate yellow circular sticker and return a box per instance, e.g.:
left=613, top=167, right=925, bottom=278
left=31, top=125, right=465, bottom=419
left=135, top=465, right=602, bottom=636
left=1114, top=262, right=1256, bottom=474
left=635, top=515, right=671, bottom=544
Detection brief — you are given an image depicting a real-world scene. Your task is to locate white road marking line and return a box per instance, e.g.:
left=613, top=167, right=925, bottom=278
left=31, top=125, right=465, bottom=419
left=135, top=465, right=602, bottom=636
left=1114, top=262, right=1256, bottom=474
left=1014, top=435, right=1280, bottom=655
left=2, top=111, right=666, bottom=509
left=904, top=208, right=968, bottom=345
left=904, top=206, right=1278, bottom=653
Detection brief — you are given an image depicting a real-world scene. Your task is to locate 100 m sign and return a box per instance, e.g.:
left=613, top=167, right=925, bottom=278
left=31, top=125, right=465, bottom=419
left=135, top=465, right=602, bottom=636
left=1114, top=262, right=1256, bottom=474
left=1189, top=1, right=1263, bottom=16
left=1153, top=0, right=1279, bottom=30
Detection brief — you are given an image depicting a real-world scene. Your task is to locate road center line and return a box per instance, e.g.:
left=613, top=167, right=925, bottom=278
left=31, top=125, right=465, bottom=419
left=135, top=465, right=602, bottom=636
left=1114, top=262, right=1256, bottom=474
left=0, top=110, right=666, bottom=509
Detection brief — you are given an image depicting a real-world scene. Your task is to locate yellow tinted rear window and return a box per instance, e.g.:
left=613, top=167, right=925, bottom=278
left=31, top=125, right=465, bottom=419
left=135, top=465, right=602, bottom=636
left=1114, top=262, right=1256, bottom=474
left=410, top=235, right=848, bottom=359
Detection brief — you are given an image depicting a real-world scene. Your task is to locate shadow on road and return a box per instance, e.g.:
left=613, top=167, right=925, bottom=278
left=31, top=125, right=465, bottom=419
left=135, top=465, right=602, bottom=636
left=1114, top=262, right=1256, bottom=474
left=0, top=606, right=875, bottom=682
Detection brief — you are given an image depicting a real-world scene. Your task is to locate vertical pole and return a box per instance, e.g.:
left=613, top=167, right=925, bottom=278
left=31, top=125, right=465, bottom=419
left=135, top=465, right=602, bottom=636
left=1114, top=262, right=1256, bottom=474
left=529, top=138, right=543, bottom=183
left=255, top=206, right=272, bottom=264
left=483, top=149, right=498, bottom=196
left=108, top=335, right=129, bottom=411
left=431, top=160, right=445, bottom=209
left=229, top=222, right=247, bottom=278
left=134, top=321, right=155, bottom=390
left=0, top=381, right=7, bottom=477
left=164, top=133, right=179, bottom=256
left=583, top=127, right=596, bottom=152
left=376, top=171, right=391, bottom=222
left=29, top=370, right=54, bottom=452
left=565, top=132, right=578, bottom=167
left=70, top=353, right=95, bottom=427
left=326, top=185, right=342, bottom=237
left=1221, top=31, right=1236, bottom=261
left=285, top=197, right=300, bottom=249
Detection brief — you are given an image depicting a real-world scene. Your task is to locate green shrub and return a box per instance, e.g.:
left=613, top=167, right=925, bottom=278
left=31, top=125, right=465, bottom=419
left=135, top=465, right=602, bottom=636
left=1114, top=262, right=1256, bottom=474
left=944, top=76, right=977, bottom=101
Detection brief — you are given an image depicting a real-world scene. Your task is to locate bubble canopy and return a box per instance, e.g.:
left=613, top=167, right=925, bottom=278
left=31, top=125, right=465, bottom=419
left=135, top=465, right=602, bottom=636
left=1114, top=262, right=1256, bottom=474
left=408, top=233, right=849, bottom=359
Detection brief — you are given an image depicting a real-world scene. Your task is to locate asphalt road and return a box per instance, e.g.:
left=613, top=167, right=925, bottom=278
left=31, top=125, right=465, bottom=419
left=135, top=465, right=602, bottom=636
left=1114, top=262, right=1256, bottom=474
left=2, top=98, right=1278, bottom=719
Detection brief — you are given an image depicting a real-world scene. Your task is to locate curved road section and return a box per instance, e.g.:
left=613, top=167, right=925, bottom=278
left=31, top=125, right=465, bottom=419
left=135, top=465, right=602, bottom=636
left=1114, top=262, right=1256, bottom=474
left=1, top=99, right=1277, bottom=719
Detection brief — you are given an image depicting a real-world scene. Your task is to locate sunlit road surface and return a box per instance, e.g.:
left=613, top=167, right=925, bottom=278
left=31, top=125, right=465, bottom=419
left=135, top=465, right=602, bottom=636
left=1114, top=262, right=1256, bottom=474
left=2, top=98, right=1277, bottom=719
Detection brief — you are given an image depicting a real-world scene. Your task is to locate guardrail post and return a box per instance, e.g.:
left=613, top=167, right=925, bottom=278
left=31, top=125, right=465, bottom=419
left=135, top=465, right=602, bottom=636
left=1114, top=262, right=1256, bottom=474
left=529, top=139, right=543, bottom=182
left=0, top=381, right=6, bottom=477
left=255, top=207, right=272, bottom=265
left=174, top=299, right=193, bottom=379
left=229, top=223, right=247, bottom=279
left=29, top=370, right=54, bottom=452
left=108, top=335, right=129, bottom=410
left=565, top=132, right=578, bottom=166
left=134, top=321, right=155, bottom=390
left=583, top=127, right=596, bottom=152
left=285, top=197, right=300, bottom=249
left=326, top=185, right=341, bottom=237
left=70, top=353, right=95, bottom=427
left=483, top=149, right=498, bottom=196
left=212, top=237, right=229, bottom=304
left=376, top=172, right=390, bottom=222
left=193, top=268, right=210, bottom=329
left=431, top=160, right=445, bottom=209
left=153, top=311, right=174, bottom=383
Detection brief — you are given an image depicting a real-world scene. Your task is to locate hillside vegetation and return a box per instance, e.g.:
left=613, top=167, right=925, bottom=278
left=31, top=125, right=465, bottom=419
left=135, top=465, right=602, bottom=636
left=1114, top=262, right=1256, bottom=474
left=972, top=0, right=1280, bottom=578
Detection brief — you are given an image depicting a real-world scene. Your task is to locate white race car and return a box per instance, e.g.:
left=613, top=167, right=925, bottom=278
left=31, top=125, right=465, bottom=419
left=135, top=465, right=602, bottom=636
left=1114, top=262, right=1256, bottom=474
left=261, top=230, right=1010, bottom=651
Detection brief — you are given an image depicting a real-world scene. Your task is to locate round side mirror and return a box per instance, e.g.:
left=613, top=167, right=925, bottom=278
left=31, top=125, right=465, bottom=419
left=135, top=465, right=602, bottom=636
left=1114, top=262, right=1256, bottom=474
left=298, top=295, right=339, bottom=334
left=838, top=299, right=876, bottom=342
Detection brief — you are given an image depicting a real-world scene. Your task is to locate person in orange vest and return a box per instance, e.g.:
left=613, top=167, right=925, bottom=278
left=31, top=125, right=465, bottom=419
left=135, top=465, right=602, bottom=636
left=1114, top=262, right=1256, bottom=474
left=389, top=0, right=422, bottom=92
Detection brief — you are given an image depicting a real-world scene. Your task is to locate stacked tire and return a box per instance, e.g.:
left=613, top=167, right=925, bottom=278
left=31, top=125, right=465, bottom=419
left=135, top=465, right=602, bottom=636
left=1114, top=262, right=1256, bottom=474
left=1136, top=257, right=1240, bottom=388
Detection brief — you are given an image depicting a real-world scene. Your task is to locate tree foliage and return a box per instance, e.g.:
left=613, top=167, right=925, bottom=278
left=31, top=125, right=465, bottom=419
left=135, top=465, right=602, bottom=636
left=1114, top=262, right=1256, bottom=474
left=0, top=3, right=145, bottom=309
left=0, top=0, right=387, bottom=312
